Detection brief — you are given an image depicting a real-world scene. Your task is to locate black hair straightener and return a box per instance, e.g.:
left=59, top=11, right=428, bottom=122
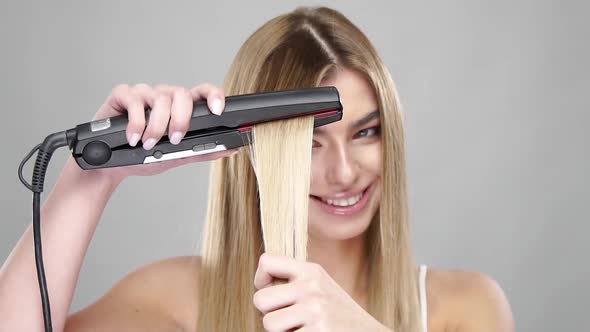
left=71, top=86, right=342, bottom=169
left=17, top=86, right=342, bottom=332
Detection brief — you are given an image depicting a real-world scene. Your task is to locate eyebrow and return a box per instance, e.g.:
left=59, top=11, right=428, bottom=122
left=351, top=110, right=380, bottom=129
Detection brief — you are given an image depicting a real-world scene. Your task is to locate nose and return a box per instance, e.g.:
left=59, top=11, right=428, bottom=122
left=325, top=143, right=359, bottom=189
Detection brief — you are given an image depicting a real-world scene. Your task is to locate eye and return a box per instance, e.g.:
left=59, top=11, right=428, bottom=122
left=354, top=125, right=381, bottom=139
left=312, top=140, right=321, bottom=148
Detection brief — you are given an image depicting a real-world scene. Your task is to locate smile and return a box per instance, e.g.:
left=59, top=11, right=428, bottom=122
left=320, top=192, right=363, bottom=207
left=310, top=184, right=372, bottom=216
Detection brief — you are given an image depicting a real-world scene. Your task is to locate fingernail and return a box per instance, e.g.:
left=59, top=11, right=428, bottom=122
left=129, top=133, right=140, bottom=147
left=170, top=131, right=183, bottom=145
left=211, top=98, right=222, bottom=116
left=143, top=138, right=157, bottom=150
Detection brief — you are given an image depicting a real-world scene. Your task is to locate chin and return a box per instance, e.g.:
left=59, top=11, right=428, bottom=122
left=308, top=181, right=381, bottom=241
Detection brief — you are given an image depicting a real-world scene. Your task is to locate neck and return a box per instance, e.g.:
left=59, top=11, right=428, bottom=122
left=307, top=232, right=369, bottom=307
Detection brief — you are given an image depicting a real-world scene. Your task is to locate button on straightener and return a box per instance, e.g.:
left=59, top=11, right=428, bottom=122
left=66, top=86, right=343, bottom=169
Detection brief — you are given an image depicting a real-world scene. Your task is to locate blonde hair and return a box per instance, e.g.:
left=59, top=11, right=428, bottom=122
left=197, top=6, right=421, bottom=332
left=250, top=116, right=314, bottom=261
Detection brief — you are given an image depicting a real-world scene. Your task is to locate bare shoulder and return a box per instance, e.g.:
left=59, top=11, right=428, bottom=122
left=65, top=255, right=202, bottom=332
left=425, top=267, right=515, bottom=332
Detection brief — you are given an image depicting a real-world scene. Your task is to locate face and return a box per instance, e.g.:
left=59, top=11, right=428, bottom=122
left=308, top=68, right=382, bottom=241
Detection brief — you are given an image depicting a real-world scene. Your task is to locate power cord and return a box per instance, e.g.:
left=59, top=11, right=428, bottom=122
left=18, top=131, right=73, bottom=332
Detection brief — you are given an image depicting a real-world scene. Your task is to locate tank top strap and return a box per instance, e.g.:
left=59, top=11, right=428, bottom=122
left=419, top=264, right=428, bottom=332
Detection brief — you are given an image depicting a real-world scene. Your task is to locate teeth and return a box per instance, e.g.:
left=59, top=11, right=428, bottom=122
left=321, top=193, right=362, bottom=207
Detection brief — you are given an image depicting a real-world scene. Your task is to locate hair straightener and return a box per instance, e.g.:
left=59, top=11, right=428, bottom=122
left=17, top=86, right=342, bottom=332
left=71, top=86, right=342, bottom=169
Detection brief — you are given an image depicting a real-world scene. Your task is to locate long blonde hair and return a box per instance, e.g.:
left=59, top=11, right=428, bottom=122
left=249, top=115, right=314, bottom=261
left=197, top=6, right=421, bottom=331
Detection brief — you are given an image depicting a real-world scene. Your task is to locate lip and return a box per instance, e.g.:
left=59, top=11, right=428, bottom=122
left=310, top=183, right=373, bottom=216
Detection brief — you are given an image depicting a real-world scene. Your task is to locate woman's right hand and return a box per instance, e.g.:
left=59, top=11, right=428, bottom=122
left=85, top=83, right=237, bottom=183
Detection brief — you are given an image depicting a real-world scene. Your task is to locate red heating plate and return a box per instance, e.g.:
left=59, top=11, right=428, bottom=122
left=237, top=109, right=339, bottom=133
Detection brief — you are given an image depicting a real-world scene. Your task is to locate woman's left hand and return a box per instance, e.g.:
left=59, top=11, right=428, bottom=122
left=253, top=253, right=391, bottom=332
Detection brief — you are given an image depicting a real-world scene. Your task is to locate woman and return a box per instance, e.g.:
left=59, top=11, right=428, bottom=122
left=0, top=6, right=514, bottom=332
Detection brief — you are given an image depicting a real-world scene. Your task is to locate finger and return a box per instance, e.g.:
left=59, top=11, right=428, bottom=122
left=141, top=92, right=172, bottom=150
left=128, top=83, right=161, bottom=147
left=153, top=83, right=185, bottom=98
left=253, top=280, right=306, bottom=314
left=131, top=83, right=158, bottom=107
left=140, top=84, right=192, bottom=145
left=167, top=87, right=193, bottom=145
left=106, top=84, right=147, bottom=147
left=254, top=253, right=303, bottom=290
left=189, top=83, right=225, bottom=115
left=261, top=304, right=306, bottom=332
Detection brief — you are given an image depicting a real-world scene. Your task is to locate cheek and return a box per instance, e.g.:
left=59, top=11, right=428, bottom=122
left=310, top=151, right=323, bottom=190
left=353, top=142, right=381, bottom=177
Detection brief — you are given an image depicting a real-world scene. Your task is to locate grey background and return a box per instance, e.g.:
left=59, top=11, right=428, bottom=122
left=1, top=1, right=588, bottom=331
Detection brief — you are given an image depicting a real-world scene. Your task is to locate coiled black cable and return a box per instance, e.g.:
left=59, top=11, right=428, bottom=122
left=18, top=132, right=70, bottom=332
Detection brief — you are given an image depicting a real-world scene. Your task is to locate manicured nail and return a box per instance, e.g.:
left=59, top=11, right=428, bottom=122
left=211, top=98, right=222, bottom=116
left=170, top=131, right=183, bottom=145
left=129, top=133, right=141, bottom=147
left=143, top=138, right=157, bottom=150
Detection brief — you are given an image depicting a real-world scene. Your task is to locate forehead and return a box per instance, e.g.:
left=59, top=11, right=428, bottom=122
left=321, top=69, right=377, bottom=120
left=319, top=68, right=379, bottom=124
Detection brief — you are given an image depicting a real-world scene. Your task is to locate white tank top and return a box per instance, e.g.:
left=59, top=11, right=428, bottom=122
left=419, top=265, right=428, bottom=332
